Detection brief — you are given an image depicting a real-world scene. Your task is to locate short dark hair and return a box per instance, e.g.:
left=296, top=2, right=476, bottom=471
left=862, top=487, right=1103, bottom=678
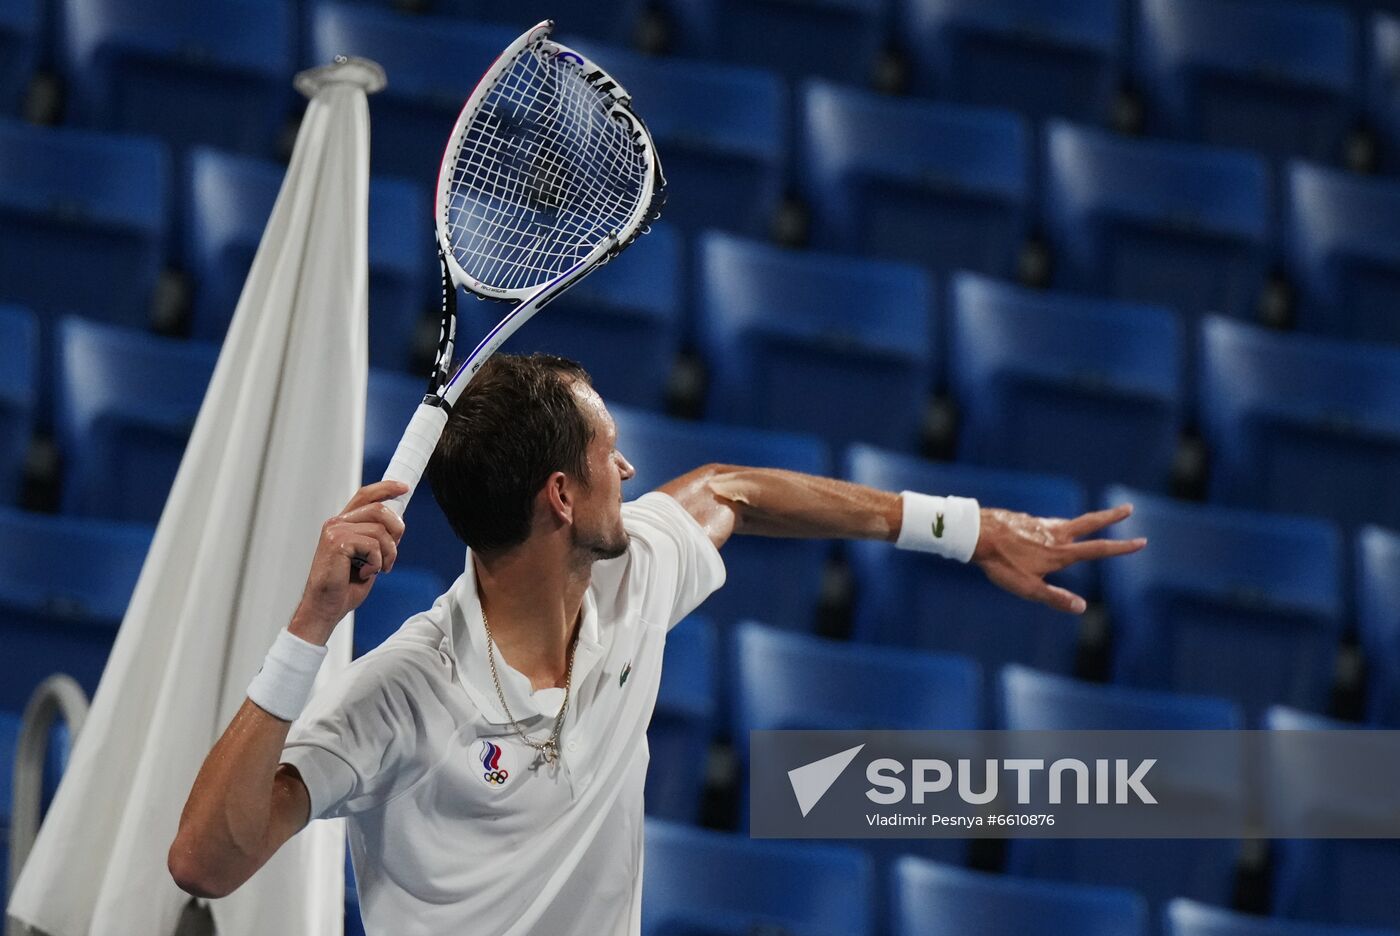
left=426, top=353, right=594, bottom=553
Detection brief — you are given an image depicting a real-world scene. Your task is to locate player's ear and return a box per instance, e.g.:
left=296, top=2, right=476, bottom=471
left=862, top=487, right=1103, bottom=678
left=542, top=470, right=573, bottom=525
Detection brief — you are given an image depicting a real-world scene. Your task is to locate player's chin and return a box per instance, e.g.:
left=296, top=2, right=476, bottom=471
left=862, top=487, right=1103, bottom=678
left=596, top=527, right=630, bottom=561
left=575, top=522, right=629, bottom=561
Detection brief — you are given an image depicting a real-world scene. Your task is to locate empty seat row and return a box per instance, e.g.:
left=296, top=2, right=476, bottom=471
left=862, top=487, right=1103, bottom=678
left=8, top=302, right=1398, bottom=554
left=4, top=544, right=1391, bottom=936
left=298, top=0, right=1400, bottom=174
left=846, top=451, right=1385, bottom=725
left=644, top=656, right=1400, bottom=932
left=16, top=0, right=1400, bottom=175
left=8, top=0, right=1400, bottom=209
left=850, top=455, right=1374, bottom=725
left=514, top=11, right=1400, bottom=330
left=9, top=434, right=1399, bottom=721
left=6, top=340, right=1400, bottom=723
left=645, top=823, right=1400, bottom=936
left=689, top=252, right=1400, bottom=532
left=0, top=505, right=151, bottom=710
left=0, top=126, right=685, bottom=393
left=60, top=0, right=293, bottom=157
left=11, top=240, right=1400, bottom=537
left=0, top=125, right=435, bottom=368
left=15, top=105, right=1400, bottom=376
left=7, top=314, right=1400, bottom=717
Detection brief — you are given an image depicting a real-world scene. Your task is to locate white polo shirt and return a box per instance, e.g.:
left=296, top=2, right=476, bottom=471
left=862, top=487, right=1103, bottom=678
left=280, top=492, right=725, bottom=936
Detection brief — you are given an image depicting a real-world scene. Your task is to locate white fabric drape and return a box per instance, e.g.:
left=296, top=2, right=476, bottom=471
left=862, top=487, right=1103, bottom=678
left=7, top=57, right=386, bottom=936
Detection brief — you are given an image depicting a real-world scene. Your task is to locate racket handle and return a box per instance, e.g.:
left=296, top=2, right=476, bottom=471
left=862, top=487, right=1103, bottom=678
left=381, top=403, right=450, bottom=518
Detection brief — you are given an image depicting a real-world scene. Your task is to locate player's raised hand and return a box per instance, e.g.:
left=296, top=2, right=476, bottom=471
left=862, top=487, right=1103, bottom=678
left=290, top=480, right=408, bottom=644
left=971, top=503, right=1146, bottom=614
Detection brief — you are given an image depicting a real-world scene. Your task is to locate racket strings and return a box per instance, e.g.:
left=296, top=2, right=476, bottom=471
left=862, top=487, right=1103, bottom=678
left=460, top=59, right=641, bottom=287
left=444, top=41, right=649, bottom=292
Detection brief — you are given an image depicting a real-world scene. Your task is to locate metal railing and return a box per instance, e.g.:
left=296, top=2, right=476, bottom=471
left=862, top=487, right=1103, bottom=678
left=5, top=675, right=90, bottom=936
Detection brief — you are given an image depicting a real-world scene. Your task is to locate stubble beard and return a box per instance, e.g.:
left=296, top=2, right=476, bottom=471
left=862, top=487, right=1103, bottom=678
left=573, top=522, right=630, bottom=562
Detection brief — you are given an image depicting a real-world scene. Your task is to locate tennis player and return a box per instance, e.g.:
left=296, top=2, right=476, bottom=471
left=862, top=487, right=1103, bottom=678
left=169, top=353, right=1146, bottom=934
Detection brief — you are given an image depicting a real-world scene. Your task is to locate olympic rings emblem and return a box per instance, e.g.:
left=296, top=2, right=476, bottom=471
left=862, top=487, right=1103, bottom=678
left=483, top=769, right=509, bottom=784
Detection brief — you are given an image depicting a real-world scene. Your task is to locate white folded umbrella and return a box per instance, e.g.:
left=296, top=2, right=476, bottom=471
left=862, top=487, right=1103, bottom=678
left=7, top=56, right=386, bottom=936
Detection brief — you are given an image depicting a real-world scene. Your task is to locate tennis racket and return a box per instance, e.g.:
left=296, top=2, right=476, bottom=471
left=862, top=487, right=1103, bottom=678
left=377, top=20, right=665, bottom=528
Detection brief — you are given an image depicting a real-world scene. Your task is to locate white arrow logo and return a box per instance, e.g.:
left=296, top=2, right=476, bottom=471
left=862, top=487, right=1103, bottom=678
left=787, top=744, right=864, bottom=817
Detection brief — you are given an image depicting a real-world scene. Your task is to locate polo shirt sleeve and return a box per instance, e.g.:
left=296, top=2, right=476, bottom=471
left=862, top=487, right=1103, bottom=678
left=621, top=491, right=727, bottom=630
left=279, top=648, right=435, bottom=821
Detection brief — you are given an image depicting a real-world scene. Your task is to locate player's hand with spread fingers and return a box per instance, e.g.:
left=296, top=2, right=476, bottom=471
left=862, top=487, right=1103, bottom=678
left=290, top=479, right=409, bottom=645
left=970, top=502, right=1147, bottom=614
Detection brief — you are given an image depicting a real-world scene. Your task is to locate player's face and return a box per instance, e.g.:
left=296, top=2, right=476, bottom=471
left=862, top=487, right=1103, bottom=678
left=570, top=385, right=634, bottom=561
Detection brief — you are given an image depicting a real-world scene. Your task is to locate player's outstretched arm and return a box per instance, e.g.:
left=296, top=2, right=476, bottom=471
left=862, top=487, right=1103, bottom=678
left=659, top=465, right=1144, bottom=615
left=168, top=480, right=406, bottom=898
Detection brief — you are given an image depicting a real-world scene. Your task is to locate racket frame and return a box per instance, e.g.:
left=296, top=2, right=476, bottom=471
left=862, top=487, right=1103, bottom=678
left=376, top=20, right=664, bottom=523
left=432, top=19, right=663, bottom=407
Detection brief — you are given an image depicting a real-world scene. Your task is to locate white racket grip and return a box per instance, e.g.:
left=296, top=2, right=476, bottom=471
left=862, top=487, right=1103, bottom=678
left=382, top=403, right=450, bottom=517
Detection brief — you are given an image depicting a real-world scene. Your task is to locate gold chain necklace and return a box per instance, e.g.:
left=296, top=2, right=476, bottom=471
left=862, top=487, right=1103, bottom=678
left=481, top=607, right=576, bottom=767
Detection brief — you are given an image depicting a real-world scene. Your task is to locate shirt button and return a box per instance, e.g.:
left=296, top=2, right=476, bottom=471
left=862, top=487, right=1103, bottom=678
left=567, top=739, right=579, bottom=752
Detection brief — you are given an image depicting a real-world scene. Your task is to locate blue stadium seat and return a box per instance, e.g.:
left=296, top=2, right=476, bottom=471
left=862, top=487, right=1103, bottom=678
left=432, top=0, right=633, bottom=43
left=846, top=445, right=1088, bottom=682
left=897, top=0, right=1123, bottom=123
left=0, top=507, right=151, bottom=710
left=1167, top=898, right=1400, bottom=936
left=890, top=857, right=1149, bottom=936
left=1267, top=706, right=1400, bottom=931
left=1043, top=121, right=1270, bottom=324
left=186, top=147, right=429, bottom=368
left=1200, top=315, right=1400, bottom=533
left=0, top=305, right=36, bottom=506
left=55, top=318, right=220, bottom=524
left=310, top=3, right=518, bottom=187
left=1134, top=0, right=1358, bottom=163
left=732, top=620, right=981, bottom=737
left=800, top=82, right=1031, bottom=278
left=1358, top=525, right=1400, bottom=726
left=1370, top=14, right=1400, bottom=174
left=731, top=623, right=980, bottom=928
left=351, top=565, right=446, bottom=658
left=60, top=0, right=292, bottom=156
left=1101, top=486, right=1344, bottom=721
left=0, top=0, right=37, bottom=117
left=1000, top=665, right=1243, bottom=910
left=1284, top=162, right=1400, bottom=346
left=949, top=272, right=1183, bottom=493
left=610, top=405, right=831, bottom=632
left=570, top=44, right=785, bottom=240
left=0, top=119, right=168, bottom=328
left=697, top=231, right=935, bottom=453
left=646, top=614, right=716, bottom=823
left=364, top=368, right=467, bottom=586
left=643, top=819, right=875, bottom=936
left=652, top=0, right=888, bottom=87
left=460, top=223, right=681, bottom=410
left=1001, top=664, right=1244, bottom=730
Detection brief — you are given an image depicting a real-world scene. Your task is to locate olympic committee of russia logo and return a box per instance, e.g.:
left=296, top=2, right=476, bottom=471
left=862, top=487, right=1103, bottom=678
left=479, top=740, right=511, bottom=787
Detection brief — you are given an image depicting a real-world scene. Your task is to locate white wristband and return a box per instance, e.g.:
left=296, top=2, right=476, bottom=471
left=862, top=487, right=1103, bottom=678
left=896, top=491, right=981, bottom=563
left=247, top=628, right=329, bottom=722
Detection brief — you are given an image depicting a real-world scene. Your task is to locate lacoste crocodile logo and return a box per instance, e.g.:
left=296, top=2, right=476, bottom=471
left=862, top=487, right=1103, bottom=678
left=620, top=661, right=632, bottom=688
left=932, top=513, right=945, bottom=538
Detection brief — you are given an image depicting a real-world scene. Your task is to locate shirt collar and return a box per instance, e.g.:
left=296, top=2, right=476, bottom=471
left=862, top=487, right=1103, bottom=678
left=428, top=551, right=606, bottom=727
